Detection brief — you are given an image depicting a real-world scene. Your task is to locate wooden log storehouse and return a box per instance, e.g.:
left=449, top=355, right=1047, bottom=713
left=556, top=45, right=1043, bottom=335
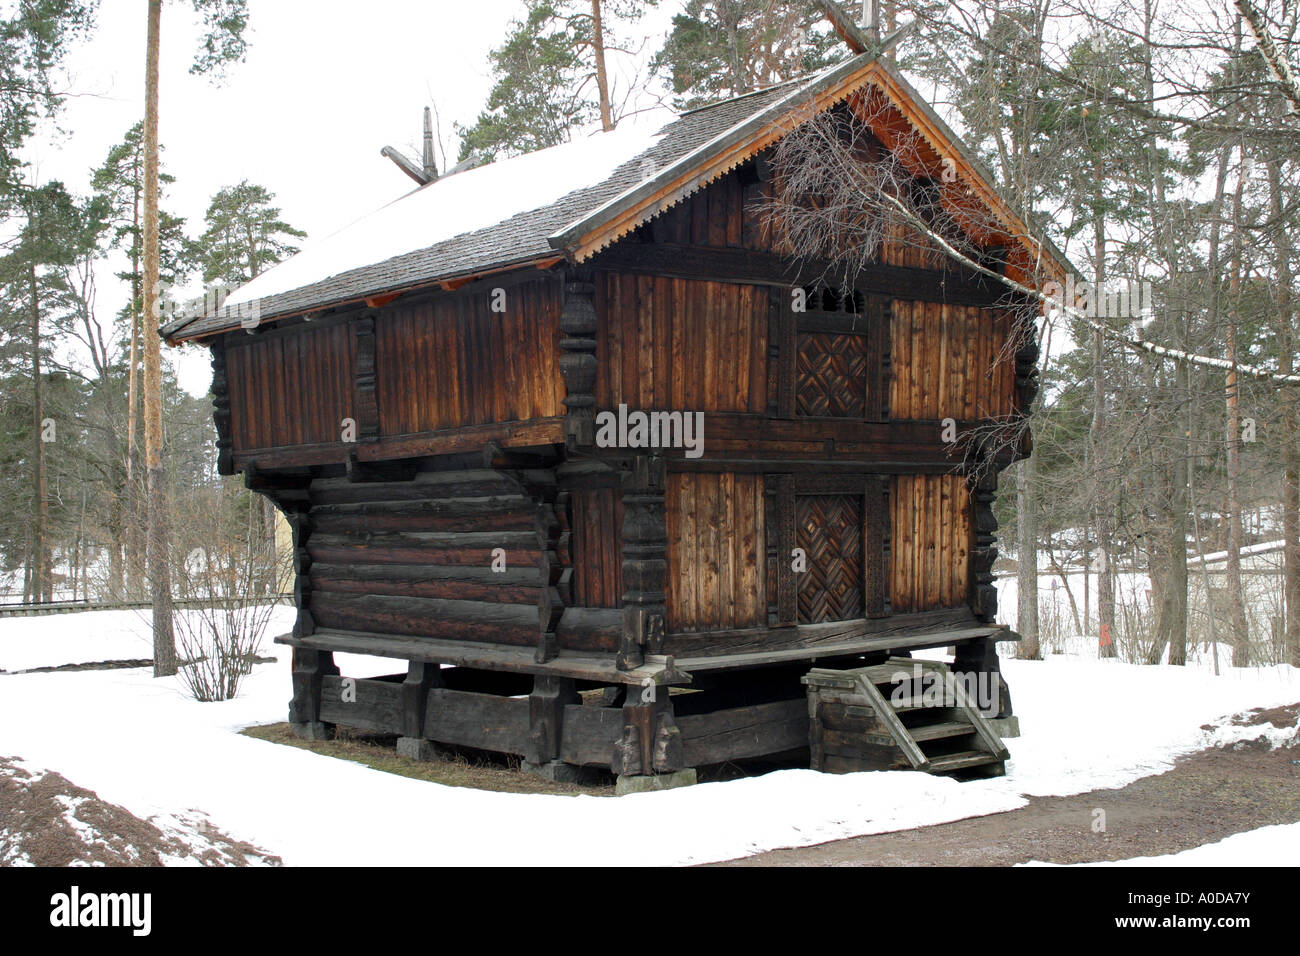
left=165, top=48, right=1066, bottom=788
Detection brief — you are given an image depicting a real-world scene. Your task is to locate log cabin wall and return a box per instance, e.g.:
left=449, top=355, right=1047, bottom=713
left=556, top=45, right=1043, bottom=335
left=594, top=274, right=769, bottom=413
left=889, top=473, right=971, bottom=614
left=594, top=165, right=1018, bottom=629
left=665, top=473, right=767, bottom=632
left=225, top=319, right=357, bottom=450
left=223, top=276, right=565, bottom=458
left=374, top=277, right=564, bottom=434
left=889, top=301, right=1016, bottom=421
left=567, top=486, right=624, bottom=609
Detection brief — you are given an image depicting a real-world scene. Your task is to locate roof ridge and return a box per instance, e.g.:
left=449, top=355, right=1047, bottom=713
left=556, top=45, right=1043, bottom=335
left=676, top=68, right=827, bottom=116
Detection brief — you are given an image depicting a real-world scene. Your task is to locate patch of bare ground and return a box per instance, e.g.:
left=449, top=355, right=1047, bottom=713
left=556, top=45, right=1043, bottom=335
left=719, top=703, right=1300, bottom=866
left=0, top=756, right=280, bottom=867
left=240, top=722, right=617, bottom=795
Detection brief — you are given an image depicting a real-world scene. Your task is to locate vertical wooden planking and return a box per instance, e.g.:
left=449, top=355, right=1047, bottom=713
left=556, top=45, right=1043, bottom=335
left=892, top=299, right=909, bottom=420
left=653, top=276, right=671, bottom=410
left=725, top=174, right=743, bottom=248
left=678, top=473, right=697, bottom=629
left=747, top=475, right=766, bottom=624
left=665, top=474, right=684, bottom=627
left=935, top=302, right=949, bottom=424
left=707, top=178, right=727, bottom=247
left=637, top=274, right=655, bottom=409
left=715, top=473, right=734, bottom=627
left=748, top=284, right=768, bottom=413
left=702, top=281, right=718, bottom=411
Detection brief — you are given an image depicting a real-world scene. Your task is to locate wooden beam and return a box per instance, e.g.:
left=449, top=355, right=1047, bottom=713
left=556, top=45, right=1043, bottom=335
left=591, top=243, right=1015, bottom=308
left=813, top=0, right=873, bottom=53
left=381, top=145, right=430, bottom=185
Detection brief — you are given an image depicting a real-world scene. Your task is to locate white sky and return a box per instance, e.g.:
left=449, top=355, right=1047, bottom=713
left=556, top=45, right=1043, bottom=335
left=25, top=0, right=681, bottom=396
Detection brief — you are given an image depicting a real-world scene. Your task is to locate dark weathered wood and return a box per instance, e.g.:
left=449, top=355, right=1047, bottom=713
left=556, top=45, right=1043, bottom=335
left=677, top=698, right=808, bottom=766
left=611, top=690, right=684, bottom=775
left=557, top=704, right=623, bottom=766
left=353, top=312, right=380, bottom=441
left=525, top=675, right=579, bottom=764
left=289, top=647, right=339, bottom=729
left=319, top=673, right=403, bottom=734
left=277, top=621, right=686, bottom=685
left=210, top=336, right=234, bottom=476
left=402, top=660, right=443, bottom=738
left=559, top=268, right=598, bottom=449
left=968, top=469, right=999, bottom=623
left=591, top=243, right=1018, bottom=308
left=423, top=687, right=531, bottom=755
left=864, top=474, right=887, bottom=618
left=619, top=455, right=667, bottom=670
left=775, top=474, right=796, bottom=626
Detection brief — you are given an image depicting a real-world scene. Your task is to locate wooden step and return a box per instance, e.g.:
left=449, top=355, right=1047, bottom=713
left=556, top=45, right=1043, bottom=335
left=860, top=721, right=976, bottom=746
left=927, top=750, right=1003, bottom=774
left=903, top=721, right=976, bottom=743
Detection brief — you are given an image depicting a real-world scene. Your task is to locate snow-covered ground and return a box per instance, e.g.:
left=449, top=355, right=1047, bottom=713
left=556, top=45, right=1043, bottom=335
left=1, top=609, right=1297, bottom=866
left=1023, top=823, right=1300, bottom=867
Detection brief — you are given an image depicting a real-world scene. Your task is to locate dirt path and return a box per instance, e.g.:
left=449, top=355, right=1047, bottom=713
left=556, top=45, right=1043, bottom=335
left=721, top=704, right=1300, bottom=866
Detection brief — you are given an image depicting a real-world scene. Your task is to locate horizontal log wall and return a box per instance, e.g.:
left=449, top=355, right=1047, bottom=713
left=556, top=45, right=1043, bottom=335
left=890, top=301, right=1016, bottom=421
left=890, top=472, right=971, bottom=613
left=226, top=321, right=356, bottom=450
left=375, top=277, right=564, bottom=434
left=666, top=472, right=767, bottom=632
left=303, top=468, right=618, bottom=655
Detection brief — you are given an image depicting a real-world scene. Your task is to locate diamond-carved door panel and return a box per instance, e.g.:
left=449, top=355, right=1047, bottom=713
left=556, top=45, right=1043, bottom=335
left=796, top=494, right=863, bottom=624
left=796, top=332, right=868, bottom=418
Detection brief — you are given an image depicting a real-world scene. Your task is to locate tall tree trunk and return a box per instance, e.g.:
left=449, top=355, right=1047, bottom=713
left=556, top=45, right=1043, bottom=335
left=1225, top=152, right=1249, bottom=667
left=30, top=261, right=51, bottom=603
left=1154, top=357, right=1190, bottom=665
left=143, top=0, right=176, bottom=677
left=590, top=0, right=613, bottom=131
left=1017, top=456, right=1040, bottom=658
left=126, top=230, right=144, bottom=600
left=1090, top=199, right=1116, bottom=658
left=1268, top=159, right=1300, bottom=667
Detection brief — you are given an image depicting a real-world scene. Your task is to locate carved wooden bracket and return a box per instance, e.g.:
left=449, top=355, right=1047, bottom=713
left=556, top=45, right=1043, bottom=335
left=559, top=268, right=598, bottom=450
left=619, top=455, right=667, bottom=670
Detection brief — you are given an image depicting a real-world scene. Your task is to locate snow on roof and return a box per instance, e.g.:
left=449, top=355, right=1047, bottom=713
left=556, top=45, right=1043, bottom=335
left=225, top=118, right=669, bottom=309
left=162, top=63, right=848, bottom=341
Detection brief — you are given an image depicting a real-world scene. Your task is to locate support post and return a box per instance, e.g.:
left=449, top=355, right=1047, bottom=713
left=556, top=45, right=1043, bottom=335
left=611, top=687, right=694, bottom=793
left=289, top=647, right=339, bottom=740
left=952, top=636, right=1015, bottom=728
left=968, top=468, right=999, bottom=624
left=619, top=455, right=667, bottom=671
left=396, top=660, right=444, bottom=760
left=522, top=675, right=582, bottom=781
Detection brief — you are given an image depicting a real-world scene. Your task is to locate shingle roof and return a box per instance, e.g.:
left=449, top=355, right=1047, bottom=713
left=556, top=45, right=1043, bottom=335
left=163, top=73, right=819, bottom=342
left=164, top=50, right=1072, bottom=343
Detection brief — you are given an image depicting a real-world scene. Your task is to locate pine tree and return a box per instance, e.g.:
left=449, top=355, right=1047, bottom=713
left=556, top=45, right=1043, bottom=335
left=457, top=0, right=657, bottom=161
left=652, top=0, right=844, bottom=110
left=92, top=122, right=191, bottom=599
left=0, top=182, right=103, bottom=602
left=0, top=1, right=95, bottom=208
left=198, top=181, right=305, bottom=286
left=140, top=0, right=251, bottom=676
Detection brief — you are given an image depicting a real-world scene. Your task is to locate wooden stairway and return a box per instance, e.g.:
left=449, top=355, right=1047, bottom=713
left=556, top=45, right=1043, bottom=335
left=802, top=657, right=1009, bottom=777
